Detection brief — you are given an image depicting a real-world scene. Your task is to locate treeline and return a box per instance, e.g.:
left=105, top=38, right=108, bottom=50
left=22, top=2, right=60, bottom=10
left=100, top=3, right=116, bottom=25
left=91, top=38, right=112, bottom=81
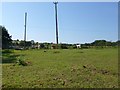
left=11, top=40, right=77, bottom=49
left=11, top=40, right=119, bottom=49
left=0, top=25, right=119, bottom=49
left=81, top=40, right=119, bottom=48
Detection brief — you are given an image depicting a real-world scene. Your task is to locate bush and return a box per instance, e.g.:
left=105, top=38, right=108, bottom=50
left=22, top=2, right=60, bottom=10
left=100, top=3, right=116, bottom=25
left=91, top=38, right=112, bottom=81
left=14, top=57, right=31, bottom=66
left=18, top=59, right=28, bottom=66
left=60, top=44, right=68, bottom=49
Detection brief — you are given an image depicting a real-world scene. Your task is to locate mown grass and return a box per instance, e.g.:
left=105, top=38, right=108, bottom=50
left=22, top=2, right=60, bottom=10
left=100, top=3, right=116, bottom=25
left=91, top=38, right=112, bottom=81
left=2, top=48, right=118, bottom=88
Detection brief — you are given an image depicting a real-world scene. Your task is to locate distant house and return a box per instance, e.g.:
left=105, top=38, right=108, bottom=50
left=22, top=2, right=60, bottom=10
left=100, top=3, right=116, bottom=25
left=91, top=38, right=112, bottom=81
left=76, top=44, right=81, bottom=48
left=12, top=40, right=21, bottom=49
left=51, top=44, right=57, bottom=49
left=32, top=42, right=40, bottom=49
left=34, top=44, right=40, bottom=49
left=12, top=40, right=20, bottom=45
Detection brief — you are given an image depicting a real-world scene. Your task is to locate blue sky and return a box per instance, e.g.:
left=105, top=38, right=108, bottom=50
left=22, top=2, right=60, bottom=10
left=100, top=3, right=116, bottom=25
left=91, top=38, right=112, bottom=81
left=1, top=2, right=118, bottom=44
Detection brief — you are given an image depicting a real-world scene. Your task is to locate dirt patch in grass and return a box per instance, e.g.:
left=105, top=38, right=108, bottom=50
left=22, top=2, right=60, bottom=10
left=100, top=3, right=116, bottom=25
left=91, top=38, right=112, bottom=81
left=77, top=51, right=84, bottom=53
left=70, top=64, right=118, bottom=76
left=82, top=64, right=118, bottom=76
left=53, top=51, right=60, bottom=54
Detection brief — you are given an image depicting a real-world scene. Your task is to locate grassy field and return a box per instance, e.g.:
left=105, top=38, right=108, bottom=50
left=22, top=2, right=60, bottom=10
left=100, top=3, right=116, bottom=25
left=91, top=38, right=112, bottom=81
left=2, top=48, right=118, bottom=88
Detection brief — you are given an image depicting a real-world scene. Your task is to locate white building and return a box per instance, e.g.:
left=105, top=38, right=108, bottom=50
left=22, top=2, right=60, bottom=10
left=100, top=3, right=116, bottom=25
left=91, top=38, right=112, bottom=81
left=76, top=44, right=81, bottom=48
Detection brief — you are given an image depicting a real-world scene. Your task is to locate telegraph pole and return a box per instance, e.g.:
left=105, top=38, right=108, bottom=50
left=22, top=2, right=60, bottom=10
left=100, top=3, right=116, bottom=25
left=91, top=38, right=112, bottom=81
left=53, top=2, right=59, bottom=46
left=24, top=12, right=27, bottom=49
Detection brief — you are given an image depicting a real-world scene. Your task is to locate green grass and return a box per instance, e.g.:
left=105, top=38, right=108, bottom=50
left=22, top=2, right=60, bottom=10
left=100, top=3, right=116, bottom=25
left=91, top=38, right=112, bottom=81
left=2, top=48, right=118, bottom=88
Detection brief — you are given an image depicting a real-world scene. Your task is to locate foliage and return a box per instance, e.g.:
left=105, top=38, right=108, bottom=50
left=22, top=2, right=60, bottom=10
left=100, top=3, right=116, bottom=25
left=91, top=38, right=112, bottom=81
left=81, top=40, right=118, bottom=48
left=92, top=40, right=107, bottom=46
left=60, top=44, right=68, bottom=49
left=10, top=39, right=119, bottom=50
left=19, top=40, right=25, bottom=47
left=0, top=25, right=12, bottom=49
left=15, top=59, right=30, bottom=66
left=40, top=43, right=45, bottom=49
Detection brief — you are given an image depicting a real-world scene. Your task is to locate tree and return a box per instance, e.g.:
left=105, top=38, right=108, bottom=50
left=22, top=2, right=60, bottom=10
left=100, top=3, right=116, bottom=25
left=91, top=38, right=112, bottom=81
left=0, top=26, right=12, bottom=49
left=116, top=40, right=120, bottom=46
left=40, top=43, right=45, bottom=49
left=60, top=44, right=68, bottom=49
left=26, top=41, right=32, bottom=47
left=19, top=40, right=25, bottom=47
left=106, top=41, right=112, bottom=46
left=0, top=26, right=2, bottom=48
left=91, top=40, right=107, bottom=47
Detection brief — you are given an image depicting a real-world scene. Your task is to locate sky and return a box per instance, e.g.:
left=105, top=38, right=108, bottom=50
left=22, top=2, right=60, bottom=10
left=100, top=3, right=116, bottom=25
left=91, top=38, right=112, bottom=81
left=1, top=2, right=118, bottom=44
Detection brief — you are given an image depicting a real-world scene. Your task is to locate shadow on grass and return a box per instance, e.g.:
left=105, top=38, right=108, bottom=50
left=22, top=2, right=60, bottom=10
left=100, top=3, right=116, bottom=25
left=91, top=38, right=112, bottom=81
left=2, top=49, right=13, bottom=54
left=2, top=49, right=25, bottom=64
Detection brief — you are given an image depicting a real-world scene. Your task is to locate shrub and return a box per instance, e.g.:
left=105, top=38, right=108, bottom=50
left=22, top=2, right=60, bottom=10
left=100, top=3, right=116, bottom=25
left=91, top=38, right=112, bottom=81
left=15, top=57, right=31, bottom=66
